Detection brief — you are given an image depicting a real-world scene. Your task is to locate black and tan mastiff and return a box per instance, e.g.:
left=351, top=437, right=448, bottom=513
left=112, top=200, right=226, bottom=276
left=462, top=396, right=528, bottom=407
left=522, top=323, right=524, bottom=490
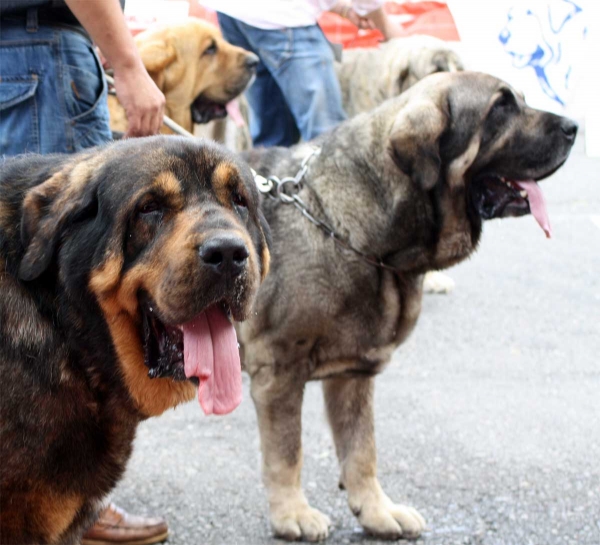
left=0, top=137, right=270, bottom=544
left=239, top=71, right=577, bottom=541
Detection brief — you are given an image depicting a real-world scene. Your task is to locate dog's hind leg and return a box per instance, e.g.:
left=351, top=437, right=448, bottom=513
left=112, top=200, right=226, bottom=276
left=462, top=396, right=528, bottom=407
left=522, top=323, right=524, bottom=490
left=250, top=365, right=331, bottom=542
left=323, top=375, right=426, bottom=540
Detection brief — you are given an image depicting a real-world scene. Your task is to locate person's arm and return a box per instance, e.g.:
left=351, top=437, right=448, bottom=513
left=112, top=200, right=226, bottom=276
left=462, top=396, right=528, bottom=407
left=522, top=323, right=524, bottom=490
left=362, top=6, right=405, bottom=40
left=330, top=1, right=374, bottom=30
left=336, top=0, right=404, bottom=40
left=65, top=0, right=166, bottom=137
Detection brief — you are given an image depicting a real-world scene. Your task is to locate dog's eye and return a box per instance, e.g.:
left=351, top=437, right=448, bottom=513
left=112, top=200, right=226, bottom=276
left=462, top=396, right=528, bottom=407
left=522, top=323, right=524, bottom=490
left=139, top=200, right=162, bottom=215
left=232, top=192, right=248, bottom=209
left=203, top=41, right=217, bottom=56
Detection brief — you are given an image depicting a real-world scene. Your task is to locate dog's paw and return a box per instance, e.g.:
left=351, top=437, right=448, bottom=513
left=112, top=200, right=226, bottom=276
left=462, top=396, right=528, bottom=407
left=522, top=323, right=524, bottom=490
left=352, top=495, right=426, bottom=540
left=423, top=270, right=455, bottom=294
left=271, top=503, right=331, bottom=542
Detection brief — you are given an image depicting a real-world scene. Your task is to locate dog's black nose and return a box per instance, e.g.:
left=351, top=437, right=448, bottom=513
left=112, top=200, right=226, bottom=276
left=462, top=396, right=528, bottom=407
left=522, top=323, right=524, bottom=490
left=245, top=53, right=259, bottom=69
left=200, top=236, right=249, bottom=277
left=560, top=119, right=578, bottom=140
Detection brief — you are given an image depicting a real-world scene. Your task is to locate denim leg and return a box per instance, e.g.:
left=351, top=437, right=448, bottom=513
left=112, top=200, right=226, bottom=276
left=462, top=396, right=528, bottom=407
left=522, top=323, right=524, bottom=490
left=59, top=30, right=111, bottom=151
left=218, top=12, right=299, bottom=147
left=245, top=59, right=300, bottom=147
left=270, top=25, right=347, bottom=141
left=217, top=16, right=347, bottom=146
left=0, top=23, right=60, bottom=155
left=0, top=20, right=110, bottom=157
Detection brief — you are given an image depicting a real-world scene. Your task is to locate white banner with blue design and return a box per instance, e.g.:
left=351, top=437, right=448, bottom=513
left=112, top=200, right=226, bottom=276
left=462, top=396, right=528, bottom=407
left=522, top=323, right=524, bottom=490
left=448, top=0, right=599, bottom=156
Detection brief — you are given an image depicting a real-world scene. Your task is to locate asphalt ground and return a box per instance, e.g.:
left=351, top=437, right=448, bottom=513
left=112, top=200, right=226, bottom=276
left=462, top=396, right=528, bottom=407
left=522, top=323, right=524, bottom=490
left=113, top=138, right=600, bottom=545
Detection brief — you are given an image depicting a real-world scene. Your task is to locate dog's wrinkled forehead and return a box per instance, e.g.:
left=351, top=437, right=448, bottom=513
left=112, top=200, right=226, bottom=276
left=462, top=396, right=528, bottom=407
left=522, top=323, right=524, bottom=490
left=387, top=71, right=529, bottom=192
left=94, top=136, right=256, bottom=207
left=449, top=73, right=505, bottom=115
left=440, top=72, right=519, bottom=157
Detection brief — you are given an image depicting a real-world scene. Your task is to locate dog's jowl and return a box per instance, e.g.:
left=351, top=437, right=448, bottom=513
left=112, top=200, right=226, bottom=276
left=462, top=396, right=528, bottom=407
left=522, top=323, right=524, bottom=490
left=0, top=136, right=270, bottom=545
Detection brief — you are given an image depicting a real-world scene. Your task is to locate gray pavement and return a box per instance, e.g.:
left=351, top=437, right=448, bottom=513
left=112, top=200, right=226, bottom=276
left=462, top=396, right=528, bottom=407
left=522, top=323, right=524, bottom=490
left=113, top=138, right=600, bottom=545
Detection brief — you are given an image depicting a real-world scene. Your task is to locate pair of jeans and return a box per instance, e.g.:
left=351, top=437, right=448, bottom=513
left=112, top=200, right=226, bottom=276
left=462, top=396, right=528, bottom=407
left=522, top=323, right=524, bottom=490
left=217, top=12, right=347, bottom=148
left=0, top=14, right=111, bottom=156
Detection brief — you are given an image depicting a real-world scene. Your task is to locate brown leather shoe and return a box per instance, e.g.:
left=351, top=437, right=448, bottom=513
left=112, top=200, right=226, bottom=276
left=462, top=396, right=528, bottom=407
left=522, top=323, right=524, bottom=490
left=81, top=503, right=168, bottom=545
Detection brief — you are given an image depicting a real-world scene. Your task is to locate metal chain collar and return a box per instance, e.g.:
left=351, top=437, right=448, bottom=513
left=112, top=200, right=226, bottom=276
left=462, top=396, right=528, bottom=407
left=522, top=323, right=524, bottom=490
left=252, top=147, right=401, bottom=275
left=251, top=146, right=321, bottom=203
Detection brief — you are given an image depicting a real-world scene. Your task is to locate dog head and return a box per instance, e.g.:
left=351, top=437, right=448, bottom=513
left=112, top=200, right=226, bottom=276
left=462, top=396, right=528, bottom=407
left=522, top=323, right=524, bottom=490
left=386, top=71, right=577, bottom=269
left=337, top=36, right=464, bottom=118
left=3, top=137, right=270, bottom=416
left=135, top=19, right=259, bottom=128
left=382, top=36, right=464, bottom=97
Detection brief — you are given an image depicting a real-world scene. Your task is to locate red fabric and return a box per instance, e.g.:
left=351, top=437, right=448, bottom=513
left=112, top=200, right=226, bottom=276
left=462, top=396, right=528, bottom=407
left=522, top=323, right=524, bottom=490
left=126, top=1, right=459, bottom=48
left=319, top=2, right=459, bottom=49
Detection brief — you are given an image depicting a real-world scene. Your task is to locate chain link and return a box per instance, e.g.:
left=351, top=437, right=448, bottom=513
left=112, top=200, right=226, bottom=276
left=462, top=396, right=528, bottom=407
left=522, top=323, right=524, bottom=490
left=251, top=147, right=401, bottom=275
left=251, top=146, right=320, bottom=201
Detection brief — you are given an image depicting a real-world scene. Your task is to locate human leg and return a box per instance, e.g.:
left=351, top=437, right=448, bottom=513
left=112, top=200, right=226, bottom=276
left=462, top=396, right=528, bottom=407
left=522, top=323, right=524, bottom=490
left=217, top=12, right=300, bottom=147
left=58, top=28, right=112, bottom=151
left=81, top=504, right=168, bottom=545
left=269, top=25, right=347, bottom=141
left=0, top=18, right=110, bottom=156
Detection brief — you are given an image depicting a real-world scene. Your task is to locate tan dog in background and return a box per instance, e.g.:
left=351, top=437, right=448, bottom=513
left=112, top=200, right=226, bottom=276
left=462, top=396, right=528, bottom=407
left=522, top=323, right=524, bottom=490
left=108, top=19, right=258, bottom=134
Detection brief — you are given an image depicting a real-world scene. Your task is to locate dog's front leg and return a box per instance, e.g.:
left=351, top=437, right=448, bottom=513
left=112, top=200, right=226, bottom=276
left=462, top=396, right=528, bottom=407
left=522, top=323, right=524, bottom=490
left=323, top=375, right=426, bottom=540
left=250, top=366, right=331, bottom=542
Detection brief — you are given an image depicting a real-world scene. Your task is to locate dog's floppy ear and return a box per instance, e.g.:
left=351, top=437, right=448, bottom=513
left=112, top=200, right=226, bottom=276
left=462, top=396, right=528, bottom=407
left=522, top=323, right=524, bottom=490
left=136, top=39, right=177, bottom=73
left=257, top=209, right=272, bottom=282
left=432, top=50, right=464, bottom=74
left=19, top=159, right=100, bottom=281
left=389, top=99, right=448, bottom=191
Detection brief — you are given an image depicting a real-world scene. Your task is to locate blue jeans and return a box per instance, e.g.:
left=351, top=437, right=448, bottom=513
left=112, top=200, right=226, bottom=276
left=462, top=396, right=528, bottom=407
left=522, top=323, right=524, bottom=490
left=0, top=15, right=111, bottom=156
left=217, top=13, right=347, bottom=147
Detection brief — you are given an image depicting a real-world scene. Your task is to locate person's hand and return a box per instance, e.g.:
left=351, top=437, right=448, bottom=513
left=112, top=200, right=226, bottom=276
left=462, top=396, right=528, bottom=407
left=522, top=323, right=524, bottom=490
left=345, top=8, right=375, bottom=30
left=113, top=61, right=166, bottom=137
left=362, top=7, right=407, bottom=41
left=331, top=1, right=374, bottom=30
left=64, top=0, right=167, bottom=137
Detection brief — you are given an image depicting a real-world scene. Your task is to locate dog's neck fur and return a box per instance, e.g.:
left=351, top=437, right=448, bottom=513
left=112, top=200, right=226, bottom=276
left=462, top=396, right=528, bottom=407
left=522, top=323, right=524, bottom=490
left=250, top=102, right=467, bottom=276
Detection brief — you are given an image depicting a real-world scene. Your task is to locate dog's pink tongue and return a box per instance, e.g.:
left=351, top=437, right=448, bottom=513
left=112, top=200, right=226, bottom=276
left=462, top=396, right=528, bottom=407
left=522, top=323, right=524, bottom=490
left=515, top=180, right=552, bottom=238
left=181, top=306, right=242, bottom=416
left=226, top=100, right=245, bottom=127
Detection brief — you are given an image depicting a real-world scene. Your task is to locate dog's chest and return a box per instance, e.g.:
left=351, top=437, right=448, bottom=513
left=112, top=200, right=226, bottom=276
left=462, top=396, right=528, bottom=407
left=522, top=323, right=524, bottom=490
left=242, top=264, right=423, bottom=380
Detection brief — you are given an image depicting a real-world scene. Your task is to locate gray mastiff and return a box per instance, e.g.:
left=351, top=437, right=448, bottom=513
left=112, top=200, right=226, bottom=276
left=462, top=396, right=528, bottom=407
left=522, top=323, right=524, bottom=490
left=238, top=71, right=577, bottom=541
left=336, top=36, right=463, bottom=118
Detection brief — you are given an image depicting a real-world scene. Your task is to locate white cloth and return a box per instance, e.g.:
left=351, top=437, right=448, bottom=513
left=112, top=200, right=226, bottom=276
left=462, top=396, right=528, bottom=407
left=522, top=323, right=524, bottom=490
left=201, top=0, right=383, bottom=29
